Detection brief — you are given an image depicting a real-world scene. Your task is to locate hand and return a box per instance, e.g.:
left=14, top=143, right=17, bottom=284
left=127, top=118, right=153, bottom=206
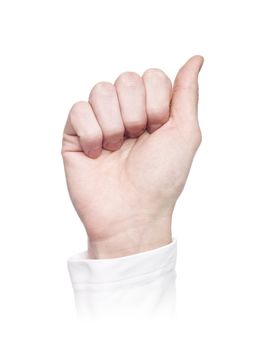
left=62, top=55, right=204, bottom=258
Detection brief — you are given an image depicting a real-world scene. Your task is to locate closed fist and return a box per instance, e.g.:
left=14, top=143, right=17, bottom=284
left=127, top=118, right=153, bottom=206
left=62, top=55, right=204, bottom=258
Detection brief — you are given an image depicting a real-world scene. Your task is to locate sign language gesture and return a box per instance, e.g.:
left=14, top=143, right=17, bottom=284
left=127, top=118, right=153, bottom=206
left=62, top=56, right=204, bottom=258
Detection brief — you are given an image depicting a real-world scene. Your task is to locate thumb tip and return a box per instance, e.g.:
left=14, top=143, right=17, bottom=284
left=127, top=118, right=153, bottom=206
left=179, top=55, right=205, bottom=76
left=190, top=55, right=205, bottom=72
left=174, top=55, right=205, bottom=88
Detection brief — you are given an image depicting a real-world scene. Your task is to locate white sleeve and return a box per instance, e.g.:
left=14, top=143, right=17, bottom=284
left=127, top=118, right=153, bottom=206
left=67, top=238, right=177, bottom=320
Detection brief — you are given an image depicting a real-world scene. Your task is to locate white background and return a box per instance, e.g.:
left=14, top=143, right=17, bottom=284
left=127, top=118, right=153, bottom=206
left=0, top=0, right=262, bottom=348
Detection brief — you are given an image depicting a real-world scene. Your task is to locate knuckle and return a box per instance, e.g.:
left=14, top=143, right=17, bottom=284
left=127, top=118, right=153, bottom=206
left=175, top=121, right=202, bottom=149
left=90, top=82, right=115, bottom=100
left=69, top=101, right=88, bottom=126
left=70, top=101, right=87, bottom=116
left=192, top=125, right=202, bottom=147
left=143, top=68, right=165, bottom=78
left=115, top=72, right=141, bottom=87
left=143, top=68, right=171, bottom=84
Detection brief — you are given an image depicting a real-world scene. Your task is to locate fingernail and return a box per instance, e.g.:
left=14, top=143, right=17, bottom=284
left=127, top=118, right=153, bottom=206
left=148, top=123, right=162, bottom=133
left=126, top=129, right=145, bottom=138
left=88, top=147, right=101, bottom=159
left=103, top=139, right=123, bottom=150
left=198, top=56, right=204, bottom=72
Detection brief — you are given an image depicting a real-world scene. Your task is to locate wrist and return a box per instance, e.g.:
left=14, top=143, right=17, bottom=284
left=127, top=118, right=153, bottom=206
left=87, top=216, right=172, bottom=259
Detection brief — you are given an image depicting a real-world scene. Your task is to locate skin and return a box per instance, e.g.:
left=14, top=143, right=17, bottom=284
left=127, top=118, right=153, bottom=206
left=62, top=55, right=204, bottom=258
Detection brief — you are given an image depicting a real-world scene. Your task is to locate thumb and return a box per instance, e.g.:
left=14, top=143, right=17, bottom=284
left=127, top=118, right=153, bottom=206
left=170, top=55, right=204, bottom=126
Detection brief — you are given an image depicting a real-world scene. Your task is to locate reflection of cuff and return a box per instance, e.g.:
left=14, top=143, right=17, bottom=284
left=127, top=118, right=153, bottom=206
left=68, top=238, right=177, bottom=288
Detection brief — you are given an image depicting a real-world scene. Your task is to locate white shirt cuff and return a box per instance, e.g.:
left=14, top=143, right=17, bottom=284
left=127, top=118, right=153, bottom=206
left=67, top=238, right=177, bottom=319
